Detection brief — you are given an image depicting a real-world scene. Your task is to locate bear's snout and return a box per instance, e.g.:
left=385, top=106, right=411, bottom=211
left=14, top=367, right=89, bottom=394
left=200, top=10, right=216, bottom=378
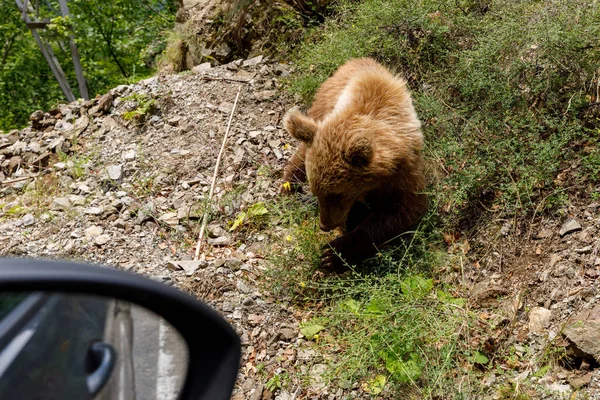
left=319, top=221, right=334, bottom=232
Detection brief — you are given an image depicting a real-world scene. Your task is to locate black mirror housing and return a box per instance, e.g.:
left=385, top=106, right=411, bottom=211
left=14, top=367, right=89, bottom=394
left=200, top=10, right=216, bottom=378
left=0, top=258, right=240, bottom=400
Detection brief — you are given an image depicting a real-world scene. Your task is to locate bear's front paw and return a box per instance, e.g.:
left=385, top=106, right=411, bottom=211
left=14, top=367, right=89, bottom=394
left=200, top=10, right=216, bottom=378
left=320, top=236, right=353, bottom=273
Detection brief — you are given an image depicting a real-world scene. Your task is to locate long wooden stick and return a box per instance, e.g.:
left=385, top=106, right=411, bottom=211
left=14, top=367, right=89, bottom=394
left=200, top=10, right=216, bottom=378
left=194, top=85, right=243, bottom=260
left=1, top=174, right=38, bottom=185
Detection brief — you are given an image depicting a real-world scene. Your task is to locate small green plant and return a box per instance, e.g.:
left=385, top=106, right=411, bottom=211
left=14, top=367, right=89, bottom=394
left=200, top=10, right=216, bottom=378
left=57, top=149, right=91, bottom=180
left=265, top=370, right=289, bottom=392
left=122, top=93, right=156, bottom=121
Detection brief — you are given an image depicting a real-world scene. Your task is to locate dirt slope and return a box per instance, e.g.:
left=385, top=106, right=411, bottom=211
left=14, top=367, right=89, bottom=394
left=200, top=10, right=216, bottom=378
left=0, top=58, right=345, bottom=399
left=2, top=56, right=600, bottom=399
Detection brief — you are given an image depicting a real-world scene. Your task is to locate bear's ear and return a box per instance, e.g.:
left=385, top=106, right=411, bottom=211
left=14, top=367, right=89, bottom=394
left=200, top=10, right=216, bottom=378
left=283, top=106, right=317, bottom=144
left=343, top=136, right=373, bottom=168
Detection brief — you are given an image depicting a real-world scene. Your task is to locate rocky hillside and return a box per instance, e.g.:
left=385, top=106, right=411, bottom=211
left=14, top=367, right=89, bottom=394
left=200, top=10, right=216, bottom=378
left=0, top=57, right=348, bottom=399
left=2, top=55, right=600, bottom=400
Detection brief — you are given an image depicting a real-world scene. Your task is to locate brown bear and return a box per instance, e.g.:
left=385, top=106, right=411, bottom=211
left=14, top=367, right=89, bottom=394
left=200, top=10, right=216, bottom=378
left=281, top=58, right=427, bottom=272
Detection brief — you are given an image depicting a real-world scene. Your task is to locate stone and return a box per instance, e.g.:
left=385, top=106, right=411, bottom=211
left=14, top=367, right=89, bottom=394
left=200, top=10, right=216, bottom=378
left=236, top=280, right=251, bottom=294
left=107, top=164, right=123, bottom=180
left=559, top=218, right=582, bottom=237
left=563, top=305, right=600, bottom=363
left=528, top=307, right=551, bottom=333
left=243, top=55, right=264, bottom=67
left=192, top=62, right=212, bottom=73
left=166, top=260, right=207, bottom=276
left=207, top=236, right=231, bottom=246
left=66, top=195, right=85, bottom=206
left=123, top=150, right=136, bottom=161
left=242, top=297, right=255, bottom=307
left=249, top=383, right=264, bottom=400
left=226, top=258, right=244, bottom=271
left=95, top=234, right=111, bottom=246
left=51, top=197, right=71, bottom=211
left=569, top=373, right=593, bottom=389
left=158, top=212, right=179, bottom=226
left=137, top=201, right=155, bottom=224
left=309, top=364, right=327, bottom=391
left=535, top=228, right=554, bottom=239
left=21, top=214, right=35, bottom=227
left=85, top=225, right=103, bottom=238
left=83, top=207, right=103, bottom=215
left=575, top=245, right=593, bottom=254
left=218, top=102, right=233, bottom=114
left=544, top=383, right=571, bottom=394
left=280, top=328, right=296, bottom=341
left=499, top=222, right=511, bottom=236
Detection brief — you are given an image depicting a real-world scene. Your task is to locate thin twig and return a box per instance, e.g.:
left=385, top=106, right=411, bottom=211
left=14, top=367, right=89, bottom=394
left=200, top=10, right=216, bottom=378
left=194, top=85, right=243, bottom=260
left=1, top=175, right=38, bottom=185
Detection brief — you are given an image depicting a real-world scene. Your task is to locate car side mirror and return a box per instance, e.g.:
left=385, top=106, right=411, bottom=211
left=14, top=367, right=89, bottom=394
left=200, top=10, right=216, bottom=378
left=0, top=258, right=241, bottom=400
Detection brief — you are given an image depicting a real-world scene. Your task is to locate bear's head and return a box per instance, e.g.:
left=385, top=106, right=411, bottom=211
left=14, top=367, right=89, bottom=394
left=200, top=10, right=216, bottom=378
left=284, top=106, right=405, bottom=232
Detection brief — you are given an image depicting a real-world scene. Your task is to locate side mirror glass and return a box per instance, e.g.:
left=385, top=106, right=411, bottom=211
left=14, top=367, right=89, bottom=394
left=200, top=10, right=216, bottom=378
left=0, top=259, right=241, bottom=400
left=0, top=293, right=188, bottom=400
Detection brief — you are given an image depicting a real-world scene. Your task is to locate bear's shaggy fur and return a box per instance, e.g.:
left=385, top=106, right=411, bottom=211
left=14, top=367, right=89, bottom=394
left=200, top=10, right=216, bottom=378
left=282, top=58, right=427, bottom=272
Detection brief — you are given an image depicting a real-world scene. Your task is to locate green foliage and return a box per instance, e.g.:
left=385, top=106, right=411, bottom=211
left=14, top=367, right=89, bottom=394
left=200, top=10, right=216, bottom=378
left=289, top=0, right=600, bottom=226
left=0, top=0, right=176, bottom=131
left=122, top=93, right=157, bottom=121
left=229, top=202, right=270, bottom=232
left=321, top=272, right=470, bottom=395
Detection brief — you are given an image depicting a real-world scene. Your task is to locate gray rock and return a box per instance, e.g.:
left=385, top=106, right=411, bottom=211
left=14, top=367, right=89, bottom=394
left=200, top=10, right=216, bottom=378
left=309, top=364, right=327, bottom=391
left=68, top=195, right=86, bottom=206
left=83, top=207, right=103, bottom=215
left=500, top=221, right=511, bottom=236
left=158, top=212, right=179, bottom=226
left=243, top=55, right=264, bottom=67
left=51, top=197, right=71, bottom=211
left=207, top=236, right=231, bottom=246
left=123, top=150, right=136, bottom=161
left=528, top=307, right=551, bottom=333
left=95, top=234, right=111, bottom=246
left=273, top=63, right=290, bottom=77
left=560, top=218, right=582, bottom=237
left=575, top=245, right=593, bottom=254
left=218, top=102, right=233, bottom=114
left=236, top=280, right=251, bottom=294
left=107, top=164, right=123, bottom=180
left=78, top=184, right=92, bottom=194
left=226, top=258, right=244, bottom=271
left=192, top=62, right=212, bottom=73
left=249, top=383, right=264, bottom=400
left=564, top=305, right=600, bottom=363
left=137, top=201, right=155, bottom=224
left=254, top=90, right=277, bottom=101
left=242, top=297, right=256, bottom=307
left=535, top=228, right=554, bottom=239
left=166, top=260, right=207, bottom=276
left=280, top=327, right=297, bottom=341
left=206, top=223, right=226, bottom=238
left=21, top=214, right=35, bottom=227
left=85, top=225, right=103, bottom=238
